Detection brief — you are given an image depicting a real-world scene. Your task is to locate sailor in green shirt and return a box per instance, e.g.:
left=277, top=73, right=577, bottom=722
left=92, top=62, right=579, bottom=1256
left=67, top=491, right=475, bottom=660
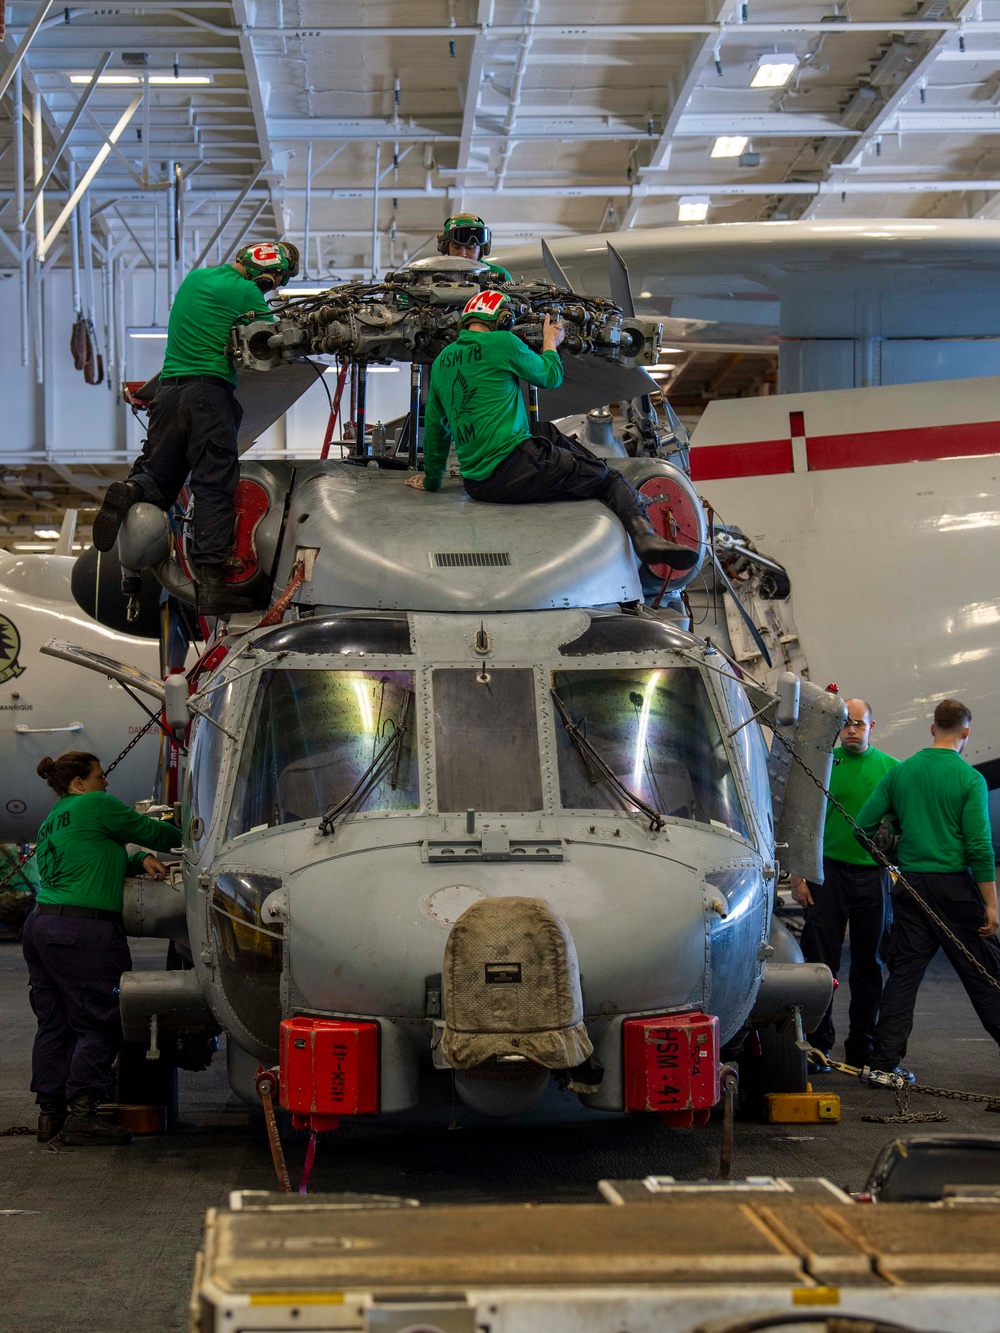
left=22, top=751, right=182, bottom=1146
left=857, top=698, right=1000, bottom=1078
left=405, top=291, right=698, bottom=573
left=790, top=698, right=899, bottom=1070
left=93, top=239, right=299, bottom=616
left=437, top=212, right=514, bottom=282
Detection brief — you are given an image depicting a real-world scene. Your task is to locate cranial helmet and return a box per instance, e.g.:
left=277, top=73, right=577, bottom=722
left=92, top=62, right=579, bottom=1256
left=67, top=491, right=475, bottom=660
left=437, top=213, right=492, bottom=257
left=459, top=290, right=514, bottom=331
left=235, top=240, right=300, bottom=291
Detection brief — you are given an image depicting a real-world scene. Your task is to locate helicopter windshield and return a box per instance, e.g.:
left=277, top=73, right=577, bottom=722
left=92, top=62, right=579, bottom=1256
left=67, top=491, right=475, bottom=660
left=551, top=667, right=748, bottom=836
left=226, top=669, right=418, bottom=839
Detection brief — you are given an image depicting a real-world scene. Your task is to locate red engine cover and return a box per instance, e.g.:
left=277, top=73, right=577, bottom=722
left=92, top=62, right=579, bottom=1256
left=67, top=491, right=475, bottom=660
left=227, top=478, right=271, bottom=584
left=623, top=1012, right=720, bottom=1122
left=279, top=1017, right=379, bottom=1124
left=639, top=475, right=703, bottom=586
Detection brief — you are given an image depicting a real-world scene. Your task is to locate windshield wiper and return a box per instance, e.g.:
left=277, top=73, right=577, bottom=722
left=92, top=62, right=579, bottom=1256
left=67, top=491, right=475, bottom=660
left=550, top=689, right=665, bottom=833
left=319, top=692, right=412, bottom=837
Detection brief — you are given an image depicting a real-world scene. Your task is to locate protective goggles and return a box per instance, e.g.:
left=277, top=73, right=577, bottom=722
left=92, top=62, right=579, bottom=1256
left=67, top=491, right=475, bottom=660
left=447, top=225, right=489, bottom=247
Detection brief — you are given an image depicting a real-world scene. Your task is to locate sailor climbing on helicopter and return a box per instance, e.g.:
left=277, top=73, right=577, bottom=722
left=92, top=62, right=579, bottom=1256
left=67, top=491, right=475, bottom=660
left=405, top=291, right=699, bottom=573
left=92, top=239, right=299, bottom=616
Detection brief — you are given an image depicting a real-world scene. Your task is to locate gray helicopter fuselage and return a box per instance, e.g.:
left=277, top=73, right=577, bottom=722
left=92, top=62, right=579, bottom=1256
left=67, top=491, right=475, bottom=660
left=178, top=464, right=778, bottom=1113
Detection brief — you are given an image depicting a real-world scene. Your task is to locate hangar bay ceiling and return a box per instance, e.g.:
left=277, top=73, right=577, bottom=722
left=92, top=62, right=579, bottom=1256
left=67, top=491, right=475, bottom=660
left=2, top=0, right=999, bottom=540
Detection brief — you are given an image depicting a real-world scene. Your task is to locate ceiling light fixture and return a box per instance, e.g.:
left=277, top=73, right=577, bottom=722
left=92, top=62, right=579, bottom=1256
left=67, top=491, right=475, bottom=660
left=678, top=196, right=710, bottom=223
left=70, top=74, right=212, bottom=85
left=127, top=327, right=168, bottom=339
left=34, top=527, right=61, bottom=540
left=751, top=55, right=799, bottom=88
left=711, top=135, right=749, bottom=158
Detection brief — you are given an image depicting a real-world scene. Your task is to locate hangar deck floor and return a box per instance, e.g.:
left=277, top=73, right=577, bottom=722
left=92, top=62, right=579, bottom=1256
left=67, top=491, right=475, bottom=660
left=2, top=939, right=998, bottom=1333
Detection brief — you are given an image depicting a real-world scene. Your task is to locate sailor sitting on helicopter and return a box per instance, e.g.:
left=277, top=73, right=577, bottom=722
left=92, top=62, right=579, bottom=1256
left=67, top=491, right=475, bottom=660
left=405, top=291, right=698, bottom=573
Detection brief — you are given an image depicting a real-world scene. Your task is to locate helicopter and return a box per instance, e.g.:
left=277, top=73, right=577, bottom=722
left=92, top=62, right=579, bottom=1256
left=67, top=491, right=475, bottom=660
left=52, top=250, right=840, bottom=1129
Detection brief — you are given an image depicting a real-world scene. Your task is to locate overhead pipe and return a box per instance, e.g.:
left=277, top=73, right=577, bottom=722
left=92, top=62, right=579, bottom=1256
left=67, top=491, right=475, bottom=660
left=303, top=140, right=313, bottom=280
left=69, top=161, right=82, bottom=316
left=169, top=160, right=180, bottom=300
left=370, top=141, right=381, bottom=280
left=32, top=93, right=44, bottom=258
left=152, top=200, right=160, bottom=324
left=13, top=66, right=29, bottom=367
left=495, top=0, right=539, bottom=193
left=238, top=20, right=987, bottom=36
left=265, top=177, right=1000, bottom=199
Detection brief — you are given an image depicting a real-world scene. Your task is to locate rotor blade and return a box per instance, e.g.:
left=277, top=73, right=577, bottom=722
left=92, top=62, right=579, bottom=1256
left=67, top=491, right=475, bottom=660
left=606, top=242, right=636, bottom=318
left=537, top=355, right=658, bottom=419
left=710, top=549, right=773, bottom=669
left=541, top=237, right=573, bottom=290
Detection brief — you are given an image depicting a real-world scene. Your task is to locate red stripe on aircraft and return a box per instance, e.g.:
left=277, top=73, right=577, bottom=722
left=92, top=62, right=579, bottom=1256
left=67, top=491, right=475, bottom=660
left=807, top=418, right=1000, bottom=470
left=690, top=418, right=1000, bottom=480
left=689, top=438, right=793, bottom=481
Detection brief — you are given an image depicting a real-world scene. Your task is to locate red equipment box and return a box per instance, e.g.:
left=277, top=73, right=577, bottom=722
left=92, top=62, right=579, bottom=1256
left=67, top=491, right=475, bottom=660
left=623, top=1011, right=720, bottom=1127
left=279, top=1017, right=379, bottom=1129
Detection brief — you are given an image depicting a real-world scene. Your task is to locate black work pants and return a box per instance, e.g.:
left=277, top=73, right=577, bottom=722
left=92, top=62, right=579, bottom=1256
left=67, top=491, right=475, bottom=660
left=127, top=376, right=244, bottom=567
left=871, top=871, right=1000, bottom=1068
left=801, top=857, right=891, bottom=1061
left=463, top=422, right=646, bottom=522
left=21, top=911, right=132, bottom=1104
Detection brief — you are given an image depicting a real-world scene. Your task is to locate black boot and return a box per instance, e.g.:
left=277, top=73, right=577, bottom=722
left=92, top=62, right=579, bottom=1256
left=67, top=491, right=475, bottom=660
left=598, top=471, right=699, bottom=573
left=61, top=1094, right=133, bottom=1146
left=195, top=565, right=254, bottom=617
left=621, top=514, right=699, bottom=573
left=37, top=1098, right=67, bottom=1143
left=93, top=480, right=141, bottom=552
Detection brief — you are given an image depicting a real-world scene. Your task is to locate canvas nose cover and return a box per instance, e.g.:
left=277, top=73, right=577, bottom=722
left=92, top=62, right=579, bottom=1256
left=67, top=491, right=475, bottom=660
left=440, top=896, right=594, bottom=1069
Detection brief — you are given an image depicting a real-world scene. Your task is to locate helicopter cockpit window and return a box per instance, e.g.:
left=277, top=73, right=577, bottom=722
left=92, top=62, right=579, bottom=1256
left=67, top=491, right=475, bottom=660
left=551, top=667, right=748, bottom=837
left=433, top=668, right=543, bottom=812
left=226, top=669, right=417, bottom=840
left=187, top=678, right=235, bottom=848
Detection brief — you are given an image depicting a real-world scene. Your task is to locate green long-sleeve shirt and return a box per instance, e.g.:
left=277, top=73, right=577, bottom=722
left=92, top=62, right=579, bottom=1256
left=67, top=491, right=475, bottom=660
left=36, top=791, right=183, bottom=913
left=856, top=747, right=996, bottom=882
left=161, top=264, right=275, bottom=386
left=822, top=744, right=899, bottom=866
left=421, top=329, right=564, bottom=491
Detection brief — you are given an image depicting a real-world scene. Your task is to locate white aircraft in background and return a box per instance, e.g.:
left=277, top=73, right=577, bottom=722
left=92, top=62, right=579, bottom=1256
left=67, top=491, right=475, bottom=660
left=689, top=373, right=1000, bottom=824
left=0, top=515, right=166, bottom=842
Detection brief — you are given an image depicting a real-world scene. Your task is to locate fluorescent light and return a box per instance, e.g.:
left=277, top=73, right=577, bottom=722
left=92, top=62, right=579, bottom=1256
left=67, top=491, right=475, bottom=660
left=127, top=327, right=168, bottom=339
left=70, top=74, right=139, bottom=84
left=660, top=347, right=684, bottom=354
left=678, top=196, right=709, bottom=222
left=647, top=365, right=677, bottom=375
left=280, top=285, right=330, bottom=295
left=34, top=527, right=61, bottom=540
left=13, top=542, right=56, bottom=552
left=70, top=74, right=212, bottom=85
left=365, top=365, right=400, bottom=373
left=751, top=55, right=798, bottom=88
left=711, top=135, right=749, bottom=158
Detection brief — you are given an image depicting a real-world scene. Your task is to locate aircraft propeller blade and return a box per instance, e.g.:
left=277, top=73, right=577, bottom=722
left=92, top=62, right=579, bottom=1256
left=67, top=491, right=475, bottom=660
left=709, top=547, right=773, bottom=669
left=606, top=242, right=636, bottom=318
left=541, top=237, right=573, bottom=290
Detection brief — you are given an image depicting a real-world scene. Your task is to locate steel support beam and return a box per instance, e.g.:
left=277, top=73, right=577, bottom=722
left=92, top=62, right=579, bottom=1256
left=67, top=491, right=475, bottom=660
left=0, top=0, right=55, bottom=103
left=22, top=53, right=113, bottom=223
left=37, top=93, right=142, bottom=261
left=622, top=0, right=739, bottom=230
left=190, top=160, right=266, bottom=268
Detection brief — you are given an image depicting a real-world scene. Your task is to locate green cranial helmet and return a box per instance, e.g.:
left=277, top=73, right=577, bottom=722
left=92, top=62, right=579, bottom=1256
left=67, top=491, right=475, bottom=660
left=437, top=213, right=492, bottom=257
left=235, top=240, right=300, bottom=291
